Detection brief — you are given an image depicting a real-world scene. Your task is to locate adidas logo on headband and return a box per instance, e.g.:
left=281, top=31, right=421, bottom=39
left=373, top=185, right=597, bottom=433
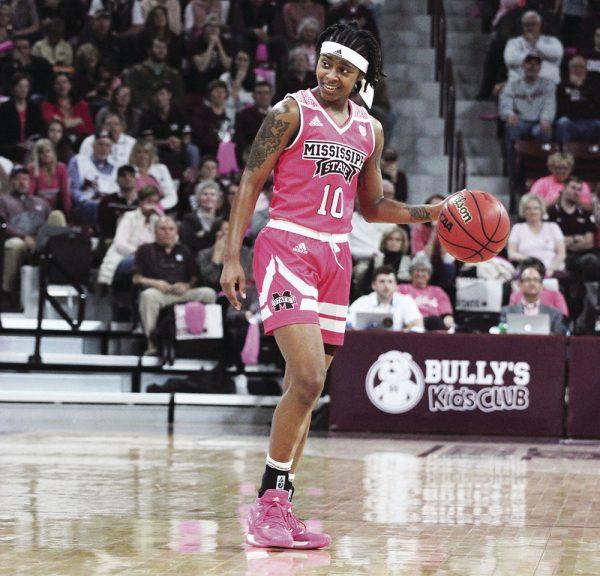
left=334, top=49, right=342, bottom=55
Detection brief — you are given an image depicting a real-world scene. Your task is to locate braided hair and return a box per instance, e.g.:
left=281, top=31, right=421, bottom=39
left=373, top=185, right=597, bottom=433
left=316, top=22, right=385, bottom=94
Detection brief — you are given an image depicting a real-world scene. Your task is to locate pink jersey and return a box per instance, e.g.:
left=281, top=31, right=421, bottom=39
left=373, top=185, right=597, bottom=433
left=269, top=89, right=376, bottom=234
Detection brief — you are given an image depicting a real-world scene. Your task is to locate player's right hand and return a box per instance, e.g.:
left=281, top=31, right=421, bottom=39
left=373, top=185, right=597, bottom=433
left=220, top=260, right=246, bottom=311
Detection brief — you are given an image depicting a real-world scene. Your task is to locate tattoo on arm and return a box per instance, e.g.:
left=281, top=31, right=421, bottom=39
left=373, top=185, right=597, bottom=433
left=408, top=206, right=432, bottom=221
left=246, top=102, right=291, bottom=171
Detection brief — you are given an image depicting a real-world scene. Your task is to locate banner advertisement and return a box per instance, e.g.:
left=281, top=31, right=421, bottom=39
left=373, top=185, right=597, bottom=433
left=329, top=332, right=566, bottom=437
left=567, top=337, right=600, bottom=438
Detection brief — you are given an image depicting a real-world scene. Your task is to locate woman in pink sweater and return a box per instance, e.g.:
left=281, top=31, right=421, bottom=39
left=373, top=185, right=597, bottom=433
left=28, top=138, right=71, bottom=214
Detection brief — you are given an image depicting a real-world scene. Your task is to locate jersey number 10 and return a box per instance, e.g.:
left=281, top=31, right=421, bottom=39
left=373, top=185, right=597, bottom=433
left=317, top=184, right=344, bottom=219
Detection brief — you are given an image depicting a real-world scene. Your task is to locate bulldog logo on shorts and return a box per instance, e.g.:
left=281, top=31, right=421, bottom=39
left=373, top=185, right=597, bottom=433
left=271, top=291, right=296, bottom=311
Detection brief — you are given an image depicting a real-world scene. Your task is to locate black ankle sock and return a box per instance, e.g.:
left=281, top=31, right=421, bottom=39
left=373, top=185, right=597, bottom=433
left=258, top=464, right=289, bottom=497
left=285, top=478, right=295, bottom=501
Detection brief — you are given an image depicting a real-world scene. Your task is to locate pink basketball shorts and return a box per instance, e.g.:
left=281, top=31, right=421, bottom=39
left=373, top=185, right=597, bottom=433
left=253, top=221, right=352, bottom=346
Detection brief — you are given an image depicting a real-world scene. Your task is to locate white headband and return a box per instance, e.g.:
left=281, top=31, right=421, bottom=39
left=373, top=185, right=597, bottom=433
left=320, top=41, right=369, bottom=74
left=320, top=41, right=375, bottom=108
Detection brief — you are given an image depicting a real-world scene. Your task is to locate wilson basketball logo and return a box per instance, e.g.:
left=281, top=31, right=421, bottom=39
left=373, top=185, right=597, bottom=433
left=451, top=191, right=473, bottom=224
left=302, top=140, right=367, bottom=184
left=365, top=351, right=425, bottom=414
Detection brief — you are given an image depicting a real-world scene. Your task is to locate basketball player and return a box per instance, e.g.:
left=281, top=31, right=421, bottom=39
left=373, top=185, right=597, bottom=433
left=221, top=23, right=445, bottom=549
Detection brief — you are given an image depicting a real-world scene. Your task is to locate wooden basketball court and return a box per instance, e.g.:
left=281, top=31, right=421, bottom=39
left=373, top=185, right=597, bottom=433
left=1, top=425, right=599, bottom=575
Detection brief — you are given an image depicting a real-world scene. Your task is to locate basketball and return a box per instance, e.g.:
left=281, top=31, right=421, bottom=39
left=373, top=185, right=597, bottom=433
left=436, top=189, right=510, bottom=263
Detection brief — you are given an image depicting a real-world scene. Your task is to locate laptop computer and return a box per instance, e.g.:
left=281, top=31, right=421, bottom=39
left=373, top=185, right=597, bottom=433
left=354, top=311, right=395, bottom=330
left=506, top=313, right=551, bottom=335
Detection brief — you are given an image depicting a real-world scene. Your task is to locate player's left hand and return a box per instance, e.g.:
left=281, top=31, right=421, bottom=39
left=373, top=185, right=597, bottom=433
left=220, top=260, right=246, bottom=311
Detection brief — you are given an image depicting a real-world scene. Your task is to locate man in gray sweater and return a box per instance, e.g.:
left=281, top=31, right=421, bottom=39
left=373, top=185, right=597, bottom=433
left=499, top=52, right=556, bottom=184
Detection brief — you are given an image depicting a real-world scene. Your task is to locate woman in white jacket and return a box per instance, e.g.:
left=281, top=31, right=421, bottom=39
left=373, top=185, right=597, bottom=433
left=129, top=140, right=178, bottom=210
left=98, top=186, right=162, bottom=287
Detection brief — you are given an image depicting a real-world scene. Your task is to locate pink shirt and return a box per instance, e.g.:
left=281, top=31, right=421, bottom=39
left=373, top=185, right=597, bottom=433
left=410, top=223, right=440, bottom=255
left=397, top=284, right=453, bottom=317
left=530, top=175, right=593, bottom=206
left=28, top=162, right=71, bottom=213
left=269, top=89, right=375, bottom=234
left=509, top=288, right=569, bottom=316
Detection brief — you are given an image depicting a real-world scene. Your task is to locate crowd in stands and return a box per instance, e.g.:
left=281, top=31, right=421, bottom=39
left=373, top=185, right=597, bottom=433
left=0, top=0, right=599, bottom=364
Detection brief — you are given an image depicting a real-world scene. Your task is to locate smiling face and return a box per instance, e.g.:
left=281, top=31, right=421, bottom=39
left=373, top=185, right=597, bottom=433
left=523, top=199, right=543, bottom=224
left=197, top=185, right=220, bottom=211
left=316, top=53, right=361, bottom=105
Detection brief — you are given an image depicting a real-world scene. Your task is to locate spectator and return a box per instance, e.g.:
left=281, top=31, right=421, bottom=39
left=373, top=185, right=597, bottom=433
left=188, top=14, right=232, bottom=94
left=293, top=16, right=321, bottom=69
left=97, top=164, right=138, bottom=239
left=73, top=43, right=101, bottom=101
left=327, top=0, right=380, bottom=43
left=32, top=19, right=73, bottom=67
left=500, top=264, right=567, bottom=334
left=27, top=138, right=70, bottom=214
left=126, top=38, right=184, bottom=109
left=397, top=253, right=454, bottom=331
left=46, top=119, right=74, bottom=165
left=499, top=53, right=555, bottom=183
left=189, top=79, right=231, bottom=157
left=0, top=37, right=53, bottom=97
left=380, top=147, right=408, bottom=202
left=138, top=84, right=199, bottom=172
left=0, top=166, right=64, bottom=308
left=129, top=139, right=177, bottom=211
left=179, top=179, right=222, bottom=254
left=0, top=4, right=11, bottom=44
left=555, top=55, right=600, bottom=146
left=504, top=11, right=563, bottom=85
left=582, top=25, right=600, bottom=91
left=234, top=80, right=272, bottom=167
left=179, top=155, right=219, bottom=215
left=79, top=112, right=136, bottom=169
left=98, top=185, right=161, bottom=288
left=132, top=5, right=184, bottom=68
left=184, top=0, right=224, bottom=39
left=530, top=151, right=594, bottom=208
left=220, top=50, right=257, bottom=121
left=95, top=85, right=142, bottom=137
left=197, top=219, right=252, bottom=291
left=547, top=176, right=600, bottom=279
left=508, top=193, right=566, bottom=276
left=0, top=155, right=14, bottom=192
left=348, top=265, right=423, bottom=331
left=0, top=73, right=45, bottom=162
left=282, top=0, right=325, bottom=43
left=133, top=0, right=182, bottom=37
left=275, top=47, right=316, bottom=103
left=10, top=0, right=40, bottom=39
left=229, top=0, right=283, bottom=59
left=559, top=0, right=588, bottom=48
left=508, top=257, right=570, bottom=316
left=361, top=226, right=411, bottom=295
left=79, top=11, right=124, bottom=72
left=68, top=129, right=119, bottom=225
left=41, top=72, right=94, bottom=140
left=133, top=215, right=217, bottom=353
left=410, top=193, right=456, bottom=289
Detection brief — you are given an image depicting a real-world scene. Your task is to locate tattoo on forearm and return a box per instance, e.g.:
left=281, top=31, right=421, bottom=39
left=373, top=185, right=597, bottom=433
left=408, top=206, right=431, bottom=221
left=246, top=102, right=291, bottom=170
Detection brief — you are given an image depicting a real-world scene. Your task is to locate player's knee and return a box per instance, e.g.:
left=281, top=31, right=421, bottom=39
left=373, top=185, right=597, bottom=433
left=291, top=366, right=327, bottom=406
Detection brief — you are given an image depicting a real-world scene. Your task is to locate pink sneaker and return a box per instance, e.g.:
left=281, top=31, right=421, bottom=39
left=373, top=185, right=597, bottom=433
left=284, top=502, right=331, bottom=549
left=246, top=489, right=294, bottom=548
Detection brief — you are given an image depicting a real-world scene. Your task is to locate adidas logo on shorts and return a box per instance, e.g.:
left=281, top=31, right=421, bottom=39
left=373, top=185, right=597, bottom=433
left=309, top=116, right=323, bottom=127
left=292, top=242, right=308, bottom=254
